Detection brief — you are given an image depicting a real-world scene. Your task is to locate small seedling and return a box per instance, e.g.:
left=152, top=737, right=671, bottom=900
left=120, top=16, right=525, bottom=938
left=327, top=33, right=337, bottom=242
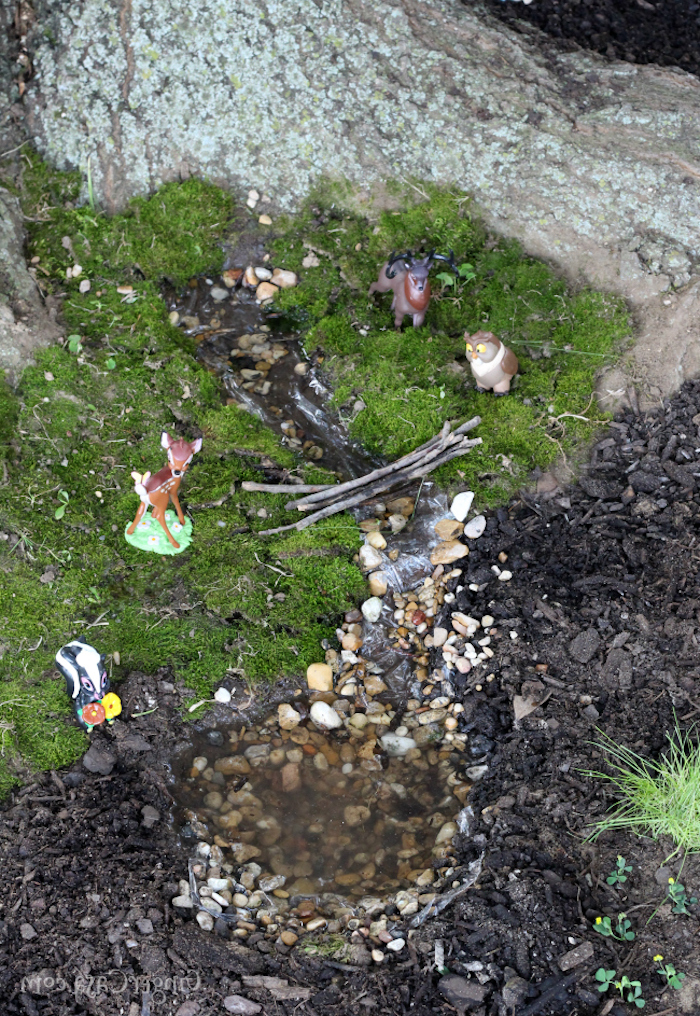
left=655, top=957, right=686, bottom=990
left=595, top=968, right=616, bottom=993
left=67, top=334, right=83, bottom=354
left=594, top=913, right=635, bottom=941
left=54, top=490, right=69, bottom=520
left=105, top=357, right=116, bottom=370
left=435, top=262, right=476, bottom=287
left=667, top=878, right=698, bottom=915
left=617, top=976, right=645, bottom=1008
left=595, top=970, right=645, bottom=1008
left=607, top=855, right=633, bottom=885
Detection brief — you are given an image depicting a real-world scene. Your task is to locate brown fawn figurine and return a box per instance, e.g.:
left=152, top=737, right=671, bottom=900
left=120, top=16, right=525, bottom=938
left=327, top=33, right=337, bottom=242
left=369, top=250, right=457, bottom=329
left=127, top=432, right=202, bottom=549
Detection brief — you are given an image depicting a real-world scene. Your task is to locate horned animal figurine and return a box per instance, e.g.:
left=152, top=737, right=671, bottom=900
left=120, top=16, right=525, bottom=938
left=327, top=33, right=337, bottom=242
left=465, top=331, right=519, bottom=396
left=55, top=638, right=122, bottom=732
left=369, top=249, right=457, bottom=329
left=127, top=432, right=202, bottom=550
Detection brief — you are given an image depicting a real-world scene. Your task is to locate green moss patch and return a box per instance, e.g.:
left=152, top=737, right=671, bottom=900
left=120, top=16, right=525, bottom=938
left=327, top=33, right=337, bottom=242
left=269, top=184, right=630, bottom=505
left=2, top=161, right=629, bottom=791
left=0, top=156, right=364, bottom=790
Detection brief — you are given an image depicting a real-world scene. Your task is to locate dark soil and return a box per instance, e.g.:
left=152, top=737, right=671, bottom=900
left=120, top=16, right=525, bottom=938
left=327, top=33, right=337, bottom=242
left=4, top=381, right=700, bottom=1015
left=482, top=0, right=700, bottom=79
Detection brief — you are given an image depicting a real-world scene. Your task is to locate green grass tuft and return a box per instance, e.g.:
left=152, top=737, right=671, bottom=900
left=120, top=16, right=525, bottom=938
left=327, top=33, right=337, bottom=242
left=584, top=726, right=700, bottom=856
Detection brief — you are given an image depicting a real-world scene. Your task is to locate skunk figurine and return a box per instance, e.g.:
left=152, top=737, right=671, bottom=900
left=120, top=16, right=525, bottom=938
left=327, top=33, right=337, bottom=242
left=55, top=639, right=122, bottom=732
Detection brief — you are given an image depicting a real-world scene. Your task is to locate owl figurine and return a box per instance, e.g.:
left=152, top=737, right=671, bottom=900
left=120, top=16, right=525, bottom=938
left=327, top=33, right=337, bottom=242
left=465, top=331, right=519, bottom=396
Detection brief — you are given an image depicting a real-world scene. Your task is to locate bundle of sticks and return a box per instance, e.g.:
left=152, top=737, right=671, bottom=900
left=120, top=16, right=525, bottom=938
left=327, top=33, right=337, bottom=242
left=242, top=416, right=482, bottom=536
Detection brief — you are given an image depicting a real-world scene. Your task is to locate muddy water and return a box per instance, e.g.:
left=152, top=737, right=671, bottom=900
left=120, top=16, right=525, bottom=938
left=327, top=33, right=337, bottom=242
left=164, top=275, right=374, bottom=478
left=175, top=714, right=463, bottom=900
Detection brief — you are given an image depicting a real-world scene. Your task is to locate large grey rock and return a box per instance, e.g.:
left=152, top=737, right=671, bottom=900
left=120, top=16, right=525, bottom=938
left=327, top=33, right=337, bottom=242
left=24, top=0, right=700, bottom=404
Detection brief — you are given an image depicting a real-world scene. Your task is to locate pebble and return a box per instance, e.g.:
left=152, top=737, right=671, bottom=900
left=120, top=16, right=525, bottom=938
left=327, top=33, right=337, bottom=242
left=435, top=518, right=464, bottom=540
left=214, top=687, right=232, bottom=703
left=254, top=266, right=273, bottom=281
left=168, top=310, right=180, bottom=325
left=368, top=571, right=388, bottom=596
left=278, top=703, right=302, bottom=729
left=20, top=923, right=37, bottom=941
left=498, top=570, right=513, bottom=581
left=450, top=491, right=475, bottom=521
left=271, top=268, right=298, bottom=288
left=388, top=513, right=407, bottom=533
left=387, top=937, right=405, bottom=952
left=380, top=734, right=417, bottom=756
left=309, top=701, right=342, bottom=729
left=430, top=541, right=468, bottom=566
left=258, top=214, right=272, bottom=225
left=463, top=514, right=486, bottom=539
left=359, top=544, right=383, bottom=571
left=306, top=662, right=334, bottom=692
left=196, top=911, right=214, bottom=931
left=280, top=930, right=298, bottom=946
left=79, top=278, right=91, bottom=293
left=224, top=996, right=262, bottom=1015
left=361, top=597, right=383, bottom=622
left=293, top=362, right=309, bottom=375
left=210, top=286, right=229, bottom=301
left=371, top=949, right=384, bottom=963
left=366, top=531, right=387, bottom=550
left=172, top=894, right=193, bottom=908
left=256, top=281, right=278, bottom=302
left=432, top=626, right=448, bottom=647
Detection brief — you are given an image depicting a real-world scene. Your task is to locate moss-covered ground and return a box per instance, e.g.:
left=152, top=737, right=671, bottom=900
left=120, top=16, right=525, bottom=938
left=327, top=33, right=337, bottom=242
left=270, top=183, right=630, bottom=504
left=0, top=158, right=629, bottom=792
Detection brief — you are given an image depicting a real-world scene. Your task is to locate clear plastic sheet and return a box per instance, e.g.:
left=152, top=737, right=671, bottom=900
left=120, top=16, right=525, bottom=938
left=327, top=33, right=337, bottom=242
left=409, top=853, right=484, bottom=927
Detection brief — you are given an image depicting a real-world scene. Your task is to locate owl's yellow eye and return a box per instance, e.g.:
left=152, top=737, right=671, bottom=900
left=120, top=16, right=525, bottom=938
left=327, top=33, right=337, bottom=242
left=465, top=343, right=473, bottom=352
left=476, top=343, right=486, bottom=353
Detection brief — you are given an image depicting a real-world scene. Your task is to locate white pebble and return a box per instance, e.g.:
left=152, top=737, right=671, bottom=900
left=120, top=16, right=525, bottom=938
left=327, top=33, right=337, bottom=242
left=361, top=597, right=383, bottom=623
left=214, top=687, right=232, bottom=703
left=79, top=279, right=91, bottom=294
left=510, top=631, right=518, bottom=640
left=481, top=615, right=494, bottom=628
left=498, top=571, right=513, bottom=581
left=341, top=763, right=353, bottom=774
left=196, top=911, right=214, bottom=931
left=387, top=938, right=405, bottom=952
left=371, top=949, right=384, bottom=963
left=463, top=514, right=486, bottom=539
left=310, top=701, right=342, bottom=729
left=450, top=491, right=474, bottom=522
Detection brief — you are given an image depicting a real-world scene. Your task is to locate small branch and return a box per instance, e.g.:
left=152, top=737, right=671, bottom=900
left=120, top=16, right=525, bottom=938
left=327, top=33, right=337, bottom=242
left=241, top=482, right=335, bottom=494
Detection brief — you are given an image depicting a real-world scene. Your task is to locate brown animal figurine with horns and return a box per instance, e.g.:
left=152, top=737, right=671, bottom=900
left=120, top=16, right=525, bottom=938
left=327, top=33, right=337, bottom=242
left=369, top=249, right=457, bottom=329
left=127, top=432, right=202, bottom=549
left=465, top=331, right=519, bottom=396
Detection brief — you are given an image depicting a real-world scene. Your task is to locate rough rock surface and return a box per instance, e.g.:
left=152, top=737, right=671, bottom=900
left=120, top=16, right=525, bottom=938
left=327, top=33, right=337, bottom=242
left=0, top=3, right=59, bottom=380
left=24, top=0, right=700, bottom=403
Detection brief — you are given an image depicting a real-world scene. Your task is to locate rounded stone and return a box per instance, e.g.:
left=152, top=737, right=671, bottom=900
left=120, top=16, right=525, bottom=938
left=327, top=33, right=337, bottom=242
left=306, top=662, right=334, bottom=692
left=366, top=531, right=387, bottom=550
left=464, top=514, right=486, bottom=539
left=310, top=701, right=342, bottom=729
left=450, top=491, right=475, bottom=522
left=368, top=571, right=388, bottom=596
left=430, top=541, right=468, bottom=566
left=361, top=597, right=383, bottom=622
left=255, top=281, right=278, bottom=302
left=278, top=703, right=302, bottom=729
left=359, top=545, right=383, bottom=571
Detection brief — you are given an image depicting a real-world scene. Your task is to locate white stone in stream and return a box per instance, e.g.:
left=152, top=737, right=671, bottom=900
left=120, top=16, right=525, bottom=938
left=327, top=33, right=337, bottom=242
left=368, top=570, right=388, bottom=596
left=366, top=531, right=387, bottom=550
left=450, top=491, right=475, bottom=521
left=214, top=687, right=231, bottom=703
left=361, top=597, right=383, bottom=622
left=359, top=544, right=383, bottom=571
left=380, top=734, right=417, bottom=756
left=387, top=938, right=405, bottom=952
left=196, top=911, right=215, bottom=931
left=432, top=627, right=448, bottom=647
left=310, top=701, right=342, bottom=729
left=278, top=703, right=302, bottom=729
left=435, top=820, right=458, bottom=844
left=463, top=514, right=486, bottom=539
left=306, top=662, right=334, bottom=691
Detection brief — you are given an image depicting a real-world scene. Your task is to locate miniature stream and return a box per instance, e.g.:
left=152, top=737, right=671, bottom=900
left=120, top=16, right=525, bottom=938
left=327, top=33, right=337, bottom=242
left=164, top=266, right=487, bottom=949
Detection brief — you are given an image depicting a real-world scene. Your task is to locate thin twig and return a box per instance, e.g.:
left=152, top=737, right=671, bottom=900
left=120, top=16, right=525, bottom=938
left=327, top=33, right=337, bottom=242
left=241, top=482, right=335, bottom=494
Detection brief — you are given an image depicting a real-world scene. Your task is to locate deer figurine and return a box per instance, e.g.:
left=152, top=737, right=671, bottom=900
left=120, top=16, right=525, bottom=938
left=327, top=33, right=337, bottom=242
left=368, top=249, right=457, bottom=329
left=127, top=432, right=202, bottom=549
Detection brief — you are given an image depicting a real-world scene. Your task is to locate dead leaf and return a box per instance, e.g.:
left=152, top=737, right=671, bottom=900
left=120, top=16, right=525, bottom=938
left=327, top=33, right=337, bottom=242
left=513, top=680, right=552, bottom=721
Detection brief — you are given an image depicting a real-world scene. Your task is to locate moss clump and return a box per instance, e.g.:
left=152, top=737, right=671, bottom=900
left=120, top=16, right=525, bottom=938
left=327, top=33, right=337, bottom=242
left=269, top=184, right=630, bottom=504
left=0, top=156, right=364, bottom=791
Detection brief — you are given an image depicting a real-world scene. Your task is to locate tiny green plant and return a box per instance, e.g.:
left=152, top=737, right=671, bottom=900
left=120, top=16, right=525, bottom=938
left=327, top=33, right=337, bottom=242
left=667, top=878, right=698, bottom=915
left=617, top=976, right=645, bottom=1009
left=54, top=490, right=69, bottom=520
left=607, top=855, right=633, bottom=885
left=655, top=957, right=686, bottom=990
left=583, top=724, right=700, bottom=855
left=105, top=357, right=116, bottom=370
left=435, top=261, right=476, bottom=288
left=594, top=913, right=635, bottom=941
left=595, top=968, right=616, bottom=993
left=595, top=970, right=645, bottom=1009
left=67, top=334, right=83, bottom=354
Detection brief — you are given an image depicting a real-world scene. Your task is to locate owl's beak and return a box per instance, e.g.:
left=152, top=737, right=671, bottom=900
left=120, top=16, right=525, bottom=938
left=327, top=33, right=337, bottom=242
left=471, top=353, right=478, bottom=360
